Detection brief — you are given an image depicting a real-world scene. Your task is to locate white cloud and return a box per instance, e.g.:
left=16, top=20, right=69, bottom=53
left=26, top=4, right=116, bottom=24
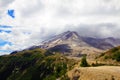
left=0, top=0, right=120, bottom=55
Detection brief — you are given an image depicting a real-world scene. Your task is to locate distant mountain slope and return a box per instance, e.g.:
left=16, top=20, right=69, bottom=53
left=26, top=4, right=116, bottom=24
left=42, top=31, right=90, bottom=48
left=82, top=37, right=114, bottom=50
left=25, top=31, right=120, bottom=56
left=39, top=31, right=102, bottom=56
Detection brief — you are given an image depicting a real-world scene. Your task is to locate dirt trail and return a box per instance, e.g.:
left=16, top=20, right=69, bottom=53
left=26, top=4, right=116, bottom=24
left=67, top=66, right=120, bottom=80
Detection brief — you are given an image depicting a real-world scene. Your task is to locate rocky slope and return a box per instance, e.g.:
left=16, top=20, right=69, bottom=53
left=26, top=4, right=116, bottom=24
left=41, top=31, right=120, bottom=50
left=31, top=31, right=120, bottom=56
left=40, top=31, right=100, bottom=56
left=16, top=31, right=120, bottom=57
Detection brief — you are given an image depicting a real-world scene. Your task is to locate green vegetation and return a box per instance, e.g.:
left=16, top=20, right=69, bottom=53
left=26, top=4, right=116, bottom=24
left=0, top=48, right=76, bottom=80
left=104, top=47, right=120, bottom=61
left=112, top=51, right=120, bottom=61
left=111, top=47, right=119, bottom=52
left=99, top=46, right=120, bottom=62
left=99, top=53, right=105, bottom=57
left=80, top=55, right=89, bottom=67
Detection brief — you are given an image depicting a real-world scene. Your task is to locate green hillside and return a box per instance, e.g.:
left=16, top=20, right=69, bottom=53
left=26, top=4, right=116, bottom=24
left=99, top=46, right=120, bottom=62
left=0, top=48, right=77, bottom=80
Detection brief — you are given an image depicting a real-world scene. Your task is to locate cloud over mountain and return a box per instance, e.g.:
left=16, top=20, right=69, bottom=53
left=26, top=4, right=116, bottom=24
left=0, top=0, right=120, bottom=54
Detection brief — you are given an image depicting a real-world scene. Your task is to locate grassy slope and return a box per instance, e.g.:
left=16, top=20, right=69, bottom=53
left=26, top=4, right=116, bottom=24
left=0, top=48, right=77, bottom=80
left=68, top=66, right=120, bottom=80
left=66, top=46, right=120, bottom=80
left=97, top=46, right=120, bottom=63
left=1, top=46, right=120, bottom=80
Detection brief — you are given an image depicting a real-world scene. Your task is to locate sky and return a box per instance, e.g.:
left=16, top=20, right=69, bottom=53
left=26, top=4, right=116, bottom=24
left=0, top=0, right=120, bottom=55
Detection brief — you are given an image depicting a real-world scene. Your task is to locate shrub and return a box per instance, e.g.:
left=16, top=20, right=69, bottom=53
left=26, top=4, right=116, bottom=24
left=111, top=47, right=119, bottom=52
left=80, top=55, right=89, bottom=67
left=104, top=56, right=109, bottom=59
left=99, top=53, right=105, bottom=57
left=112, top=51, right=120, bottom=61
left=43, top=75, right=56, bottom=80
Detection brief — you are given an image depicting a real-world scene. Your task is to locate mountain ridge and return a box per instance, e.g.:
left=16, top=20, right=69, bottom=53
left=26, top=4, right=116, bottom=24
left=42, top=31, right=120, bottom=49
left=11, top=31, right=120, bottom=56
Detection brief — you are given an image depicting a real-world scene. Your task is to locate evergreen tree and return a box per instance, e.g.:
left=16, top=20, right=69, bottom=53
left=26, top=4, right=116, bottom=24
left=80, top=55, right=89, bottom=67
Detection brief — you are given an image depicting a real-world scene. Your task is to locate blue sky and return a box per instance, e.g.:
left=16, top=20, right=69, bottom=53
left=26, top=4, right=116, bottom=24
left=0, top=25, right=12, bottom=28
left=0, top=50, right=12, bottom=55
left=7, top=9, right=15, bottom=18
left=0, top=25, right=13, bottom=55
left=0, top=38, right=12, bottom=55
left=0, top=30, right=12, bottom=33
left=0, top=25, right=12, bottom=33
left=0, top=38, right=12, bottom=46
left=0, top=0, right=120, bottom=55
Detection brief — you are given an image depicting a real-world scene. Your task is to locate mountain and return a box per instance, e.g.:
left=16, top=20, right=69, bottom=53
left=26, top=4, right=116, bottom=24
left=102, top=37, right=120, bottom=47
left=42, top=31, right=90, bottom=49
left=23, top=31, right=120, bottom=57
left=1, top=31, right=120, bottom=80
left=82, top=37, right=120, bottom=50
left=82, top=37, right=114, bottom=50
left=39, top=31, right=102, bottom=56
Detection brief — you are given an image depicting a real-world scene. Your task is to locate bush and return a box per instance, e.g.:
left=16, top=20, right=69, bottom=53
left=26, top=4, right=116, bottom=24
left=104, top=56, right=109, bottom=59
left=111, top=47, right=119, bottom=52
left=99, top=53, right=105, bottom=57
left=43, top=75, right=56, bottom=80
left=112, top=51, right=120, bottom=61
left=80, top=55, right=89, bottom=67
